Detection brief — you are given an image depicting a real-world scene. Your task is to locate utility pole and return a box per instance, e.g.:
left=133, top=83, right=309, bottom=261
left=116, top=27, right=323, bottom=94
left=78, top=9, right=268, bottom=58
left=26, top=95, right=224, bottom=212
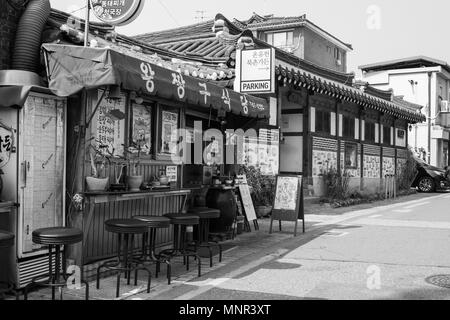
left=428, top=71, right=432, bottom=165
left=84, top=0, right=90, bottom=47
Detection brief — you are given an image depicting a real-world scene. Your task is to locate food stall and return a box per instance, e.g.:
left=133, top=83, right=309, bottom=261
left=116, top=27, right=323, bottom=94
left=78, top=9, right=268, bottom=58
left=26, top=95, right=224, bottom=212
left=41, top=44, right=271, bottom=272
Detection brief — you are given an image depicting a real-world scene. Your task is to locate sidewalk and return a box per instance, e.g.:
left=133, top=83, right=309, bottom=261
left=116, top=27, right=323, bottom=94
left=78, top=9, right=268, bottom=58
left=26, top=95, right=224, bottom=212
left=20, top=192, right=438, bottom=300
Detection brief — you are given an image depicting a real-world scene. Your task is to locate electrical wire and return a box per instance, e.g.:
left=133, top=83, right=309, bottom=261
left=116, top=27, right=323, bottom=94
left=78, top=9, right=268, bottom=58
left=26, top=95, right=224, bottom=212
left=157, top=0, right=180, bottom=26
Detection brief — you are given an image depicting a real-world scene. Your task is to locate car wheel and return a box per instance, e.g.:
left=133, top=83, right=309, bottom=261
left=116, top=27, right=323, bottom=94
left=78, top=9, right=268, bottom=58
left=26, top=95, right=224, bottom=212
left=418, top=176, right=435, bottom=193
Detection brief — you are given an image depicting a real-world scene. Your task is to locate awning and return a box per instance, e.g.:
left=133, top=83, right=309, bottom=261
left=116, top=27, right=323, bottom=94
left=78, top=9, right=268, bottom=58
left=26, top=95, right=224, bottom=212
left=0, top=70, right=50, bottom=108
left=42, top=44, right=270, bottom=119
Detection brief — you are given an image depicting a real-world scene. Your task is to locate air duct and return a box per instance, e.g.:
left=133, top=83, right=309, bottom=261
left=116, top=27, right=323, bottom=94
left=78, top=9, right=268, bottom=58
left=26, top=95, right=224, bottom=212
left=11, top=0, right=51, bottom=73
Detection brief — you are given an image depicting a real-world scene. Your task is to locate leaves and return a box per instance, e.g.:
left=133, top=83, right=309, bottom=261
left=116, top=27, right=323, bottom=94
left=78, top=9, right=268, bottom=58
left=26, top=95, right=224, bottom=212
left=238, top=166, right=276, bottom=207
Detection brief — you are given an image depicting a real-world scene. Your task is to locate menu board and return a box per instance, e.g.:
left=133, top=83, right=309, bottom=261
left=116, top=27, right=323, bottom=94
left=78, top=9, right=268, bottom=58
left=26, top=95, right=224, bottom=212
left=94, top=90, right=126, bottom=157
left=236, top=175, right=258, bottom=231
left=131, top=103, right=152, bottom=155
left=161, top=110, right=179, bottom=155
left=166, top=166, right=178, bottom=183
left=270, top=175, right=305, bottom=236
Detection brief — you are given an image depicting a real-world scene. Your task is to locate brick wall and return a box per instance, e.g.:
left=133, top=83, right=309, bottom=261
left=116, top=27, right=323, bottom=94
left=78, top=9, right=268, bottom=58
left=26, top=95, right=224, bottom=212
left=0, top=0, right=25, bottom=70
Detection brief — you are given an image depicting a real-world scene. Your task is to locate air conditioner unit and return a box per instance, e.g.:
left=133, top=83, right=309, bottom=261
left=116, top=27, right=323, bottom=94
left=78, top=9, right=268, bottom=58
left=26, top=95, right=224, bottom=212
left=441, top=100, right=449, bottom=112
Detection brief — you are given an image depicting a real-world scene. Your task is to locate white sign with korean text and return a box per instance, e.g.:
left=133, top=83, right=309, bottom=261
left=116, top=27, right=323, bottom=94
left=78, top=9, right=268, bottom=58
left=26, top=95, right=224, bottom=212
left=235, top=48, right=275, bottom=94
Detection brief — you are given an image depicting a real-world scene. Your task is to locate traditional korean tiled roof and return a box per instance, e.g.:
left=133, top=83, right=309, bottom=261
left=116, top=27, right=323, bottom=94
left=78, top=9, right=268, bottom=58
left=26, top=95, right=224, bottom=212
left=275, top=64, right=426, bottom=123
left=133, top=14, right=356, bottom=85
left=360, top=56, right=450, bottom=74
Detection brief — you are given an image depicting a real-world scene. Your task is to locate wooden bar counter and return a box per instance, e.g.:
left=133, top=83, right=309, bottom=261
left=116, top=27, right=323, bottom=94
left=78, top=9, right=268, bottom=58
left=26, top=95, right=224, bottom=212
left=70, top=189, right=191, bottom=266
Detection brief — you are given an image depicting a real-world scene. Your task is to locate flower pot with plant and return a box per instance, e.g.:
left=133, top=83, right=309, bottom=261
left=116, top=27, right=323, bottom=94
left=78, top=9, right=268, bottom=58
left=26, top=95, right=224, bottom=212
left=124, top=139, right=145, bottom=192
left=86, top=143, right=111, bottom=192
left=238, top=166, right=276, bottom=218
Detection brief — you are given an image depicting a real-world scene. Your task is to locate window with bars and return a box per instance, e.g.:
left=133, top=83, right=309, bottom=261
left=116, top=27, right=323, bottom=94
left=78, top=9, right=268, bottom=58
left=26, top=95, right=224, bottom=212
left=383, top=126, right=391, bottom=145
left=316, top=109, right=331, bottom=134
left=365, top=122, right=376, bottom=143
left=343, top=116, right=355, bottom=139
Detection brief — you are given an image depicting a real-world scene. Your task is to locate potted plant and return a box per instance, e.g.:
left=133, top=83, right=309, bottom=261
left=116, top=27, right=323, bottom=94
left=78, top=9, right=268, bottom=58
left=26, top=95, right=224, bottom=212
left=238, top=166, right=276, bottom=218
left=124, top=139, right=145, bottom=192
left=86, top=143, right=111, bottom=192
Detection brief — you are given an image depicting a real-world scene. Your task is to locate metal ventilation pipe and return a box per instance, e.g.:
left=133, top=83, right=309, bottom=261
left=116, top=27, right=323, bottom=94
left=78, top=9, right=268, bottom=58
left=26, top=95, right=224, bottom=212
left=11, top=0, right=51, bottom=73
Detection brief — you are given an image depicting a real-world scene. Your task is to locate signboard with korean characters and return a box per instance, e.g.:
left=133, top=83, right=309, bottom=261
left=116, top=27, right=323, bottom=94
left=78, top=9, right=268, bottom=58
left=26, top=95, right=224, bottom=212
left=90, top=0, right=145, bottom=26
left=235, top=48, right=276, bottom=94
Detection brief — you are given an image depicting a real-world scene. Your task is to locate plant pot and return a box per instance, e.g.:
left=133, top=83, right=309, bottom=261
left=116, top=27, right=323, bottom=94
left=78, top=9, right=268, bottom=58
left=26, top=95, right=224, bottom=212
left=86, top=177, right=109, bottom=192
left=255, top=206, right=272, bottom=218
left=127, top=175, right=144, bottom=192
left=159, top=175, right=169, bottom=186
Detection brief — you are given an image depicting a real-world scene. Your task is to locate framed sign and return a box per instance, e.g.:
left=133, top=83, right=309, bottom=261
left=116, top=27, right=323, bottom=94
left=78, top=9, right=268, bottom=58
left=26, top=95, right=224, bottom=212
left=270, top=175, right=305, bottom=237
left=90, top=0, right=145, bottom=26
left=235, top=48, right=275, bottom=94
left=236, top=175, right=259, bottom=231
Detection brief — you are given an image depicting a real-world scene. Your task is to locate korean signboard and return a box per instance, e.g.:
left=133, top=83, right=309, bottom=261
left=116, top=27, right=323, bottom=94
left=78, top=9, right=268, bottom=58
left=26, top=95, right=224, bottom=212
left=90, top=0, right=145, bottom=26
left=235, top=48, right=276, bottom=94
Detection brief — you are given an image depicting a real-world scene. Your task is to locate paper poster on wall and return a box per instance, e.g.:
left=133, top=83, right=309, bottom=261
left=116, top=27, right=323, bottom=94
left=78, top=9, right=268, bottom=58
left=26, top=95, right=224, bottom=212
left=131, top=103, right=151, bottom=155
left=166, top=166, right=178, bottom=183
left=95, top=90, right=126, bottom=157
left=161, top=110, right=179, bottom=155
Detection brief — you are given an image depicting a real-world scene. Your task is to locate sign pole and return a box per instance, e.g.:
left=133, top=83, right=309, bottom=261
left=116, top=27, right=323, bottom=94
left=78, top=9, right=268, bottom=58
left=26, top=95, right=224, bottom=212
left=84, top=0, right=90, bottom=47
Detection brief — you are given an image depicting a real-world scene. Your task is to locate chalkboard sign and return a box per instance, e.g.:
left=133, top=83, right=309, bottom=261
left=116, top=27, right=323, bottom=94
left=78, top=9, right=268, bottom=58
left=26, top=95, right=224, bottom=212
left=270, top=175, right=305, bottom=237
left=236, top=175, right=259, bottom=231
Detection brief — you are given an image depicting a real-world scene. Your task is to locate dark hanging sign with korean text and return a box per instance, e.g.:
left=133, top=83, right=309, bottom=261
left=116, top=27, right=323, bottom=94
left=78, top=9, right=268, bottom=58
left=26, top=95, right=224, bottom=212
left=43, top=44, right=270, bottom=120
left=90, top=0, right=145, bottom=26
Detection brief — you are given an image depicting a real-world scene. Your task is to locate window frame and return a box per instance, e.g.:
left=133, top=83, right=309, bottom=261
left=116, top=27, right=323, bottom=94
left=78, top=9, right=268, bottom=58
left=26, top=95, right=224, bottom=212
left=364, top=121, right=376, bottom=143
left=315, top=109, right=331, bottom=135
left=342, top=115, right=355, bottom=139
left=382, top=125, right=391, bottom=146
left=265, top=30, right=295, bottom=48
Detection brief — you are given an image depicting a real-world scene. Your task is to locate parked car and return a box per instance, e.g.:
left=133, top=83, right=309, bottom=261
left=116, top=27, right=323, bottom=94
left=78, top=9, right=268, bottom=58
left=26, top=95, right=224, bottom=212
left=411, top=158, right=450, bottom=193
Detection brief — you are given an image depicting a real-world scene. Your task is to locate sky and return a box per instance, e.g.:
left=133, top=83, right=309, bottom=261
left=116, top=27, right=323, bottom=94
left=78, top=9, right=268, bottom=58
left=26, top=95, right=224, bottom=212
left=50, top=0, right=450, bottom=77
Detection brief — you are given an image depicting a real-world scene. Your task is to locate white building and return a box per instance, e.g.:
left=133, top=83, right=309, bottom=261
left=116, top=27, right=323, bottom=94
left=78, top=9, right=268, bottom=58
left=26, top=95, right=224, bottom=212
left=360, top=56, right=450, bottom=168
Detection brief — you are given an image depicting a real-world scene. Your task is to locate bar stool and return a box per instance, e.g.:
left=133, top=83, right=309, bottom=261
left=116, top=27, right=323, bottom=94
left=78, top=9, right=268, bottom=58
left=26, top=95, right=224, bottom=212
left=132, top=216, right=172, bottom=284
left=96, top=219, right=152, bottom=298
left=187, top=207, right=223, bottom=268
left=24, top=227, right=89, bottom=300
left=158, top=213, right=201, bottom=283
left=0, top=231, right=16, bottom=300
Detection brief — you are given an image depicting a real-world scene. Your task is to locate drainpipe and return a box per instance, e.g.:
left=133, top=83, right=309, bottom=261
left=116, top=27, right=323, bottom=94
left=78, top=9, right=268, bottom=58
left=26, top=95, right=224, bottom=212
left=428, top=72, right=432, bottom=165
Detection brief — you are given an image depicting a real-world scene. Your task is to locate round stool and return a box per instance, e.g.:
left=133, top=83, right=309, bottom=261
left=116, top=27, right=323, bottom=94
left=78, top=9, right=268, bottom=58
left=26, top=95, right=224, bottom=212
left=158, top=213, right=202, bottom=282
left=132, top=216, right=172, bottom=284
left=0, top=231, right=15, bottom=300
left=96, top=219, right=152, bottom=298
left=188, top=207, right=223, bottom=268
left=24, top=227, right=88, bottom=300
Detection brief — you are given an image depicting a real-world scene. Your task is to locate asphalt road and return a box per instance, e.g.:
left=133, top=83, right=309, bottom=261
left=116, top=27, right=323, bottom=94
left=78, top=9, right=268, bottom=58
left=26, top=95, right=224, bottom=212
left=147, top=192, right=450, bottom=300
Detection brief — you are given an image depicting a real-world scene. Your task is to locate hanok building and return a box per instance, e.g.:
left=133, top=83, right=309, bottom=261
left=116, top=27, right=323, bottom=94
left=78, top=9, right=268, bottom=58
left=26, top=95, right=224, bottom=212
left=135, top=13, right=425, bottom=197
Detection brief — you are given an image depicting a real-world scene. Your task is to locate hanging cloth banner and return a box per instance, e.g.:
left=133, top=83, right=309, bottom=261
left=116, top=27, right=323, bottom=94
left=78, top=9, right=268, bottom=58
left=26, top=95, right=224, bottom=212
left=42, top=44, right=270, bottom=119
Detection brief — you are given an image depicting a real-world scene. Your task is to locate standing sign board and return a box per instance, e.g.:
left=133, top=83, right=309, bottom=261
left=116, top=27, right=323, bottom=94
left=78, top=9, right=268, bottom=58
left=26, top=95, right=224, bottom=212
left=236, top=175, right=259, bottom=231
left=270, top=175, right=305, bottom=237
left=235, top=48, right=276, bottom=95
left=90, top=0, right=145, bottom=26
